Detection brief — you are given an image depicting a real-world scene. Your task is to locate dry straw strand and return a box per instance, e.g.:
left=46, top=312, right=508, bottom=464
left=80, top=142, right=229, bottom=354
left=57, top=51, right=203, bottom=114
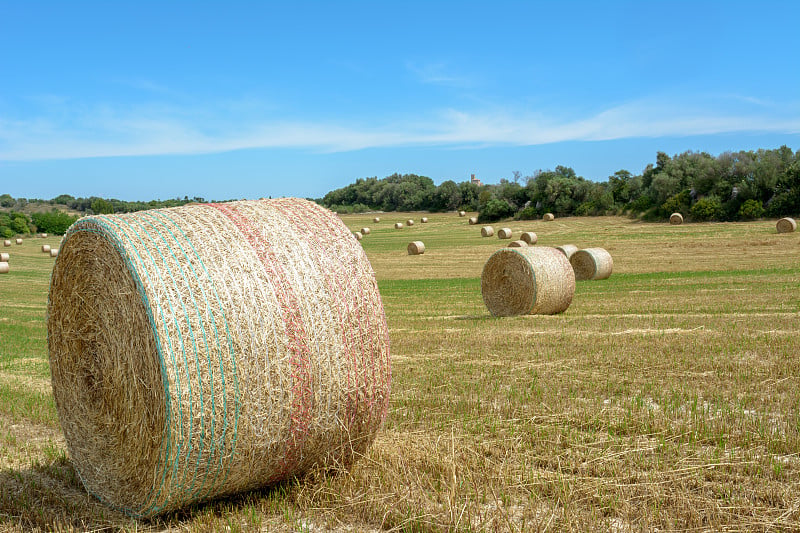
left=468, top=217, right=477, bottom=225
left=360, top=227, right=370, bottom=235
left=520, top=232, right=537, bottom=245
left=570, top=247, right=613, bottom=281
left=776, top=217, right=796, bottom=233
left=421, top=217, right=428, bottom=223
left=498, top=228, right=513, bottom=239
left=543, top=213, right=555, bottom=221
left=481, top=226, right=494, bottom=237
left=0, top=252, right=9, bottom=262
left=555, top=244, right=578, bottom=259
left=407, top=241, right=425, bottom=255
left=41, top=244, right=51, bottom=253
left=47, top=198, right=391, bottom=518
left=481, top=247, right=575, bottom=316
left=507, top=240, right=527, bottom=248
left=0, top=262, right=8, bottom=274
left=670, top=213, right=684, bottom=225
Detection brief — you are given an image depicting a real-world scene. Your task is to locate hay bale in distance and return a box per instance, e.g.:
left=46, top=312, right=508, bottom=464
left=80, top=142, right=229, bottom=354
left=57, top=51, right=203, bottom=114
left=406, top=219, right=414, bottom=226
left=0, top=262, right=8, bottom=274
left=520, top=232, right=537, bottom=245
left=41, top=233, right=48, bottom=238
left=0, top=253, right=9, bottom=262
left=407, top=241, right=425, bottom=255
left=15, top=239, right=22, bottom=245
left=373, top=217, right=380, bottom=223
left=481, top=247, right=575, bottom=316
left=468, top=217, right=478, bottom=225
left=354, top=231, right=363, bottom=241
left=570, top=247, right=613, bottom=281
left=458, top=211, right=466, bottom=217
left=3, top=240, right=10, bottom=247
left=776, top=217, right=797, bottom=233
left=555, top=244, right=578, bottom=258
left=41, top=244, right=51, bottom=253
left=543, top=213, right=555, bottom=221
left=50, top=248, right=59, bottom=257
left=508, top=240, right=527, bottom=248
left=481, top=226, right=494, bottom=237
left=47, top=198, right=390, bottom=518
left=670, top=213, right=684, bottom=225
left=498, top=228, right=513, bottom=239
left=394, top=222, right=403, bottom=229
left=421, top=217, right=428, bottom=223
left=360, top=227, right=370, bottom=235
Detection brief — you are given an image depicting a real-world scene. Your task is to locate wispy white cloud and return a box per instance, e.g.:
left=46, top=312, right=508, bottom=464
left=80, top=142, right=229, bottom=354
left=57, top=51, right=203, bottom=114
left=406, top=61, right=473, bottom=88
left=1, top=95, right=798, bottom=161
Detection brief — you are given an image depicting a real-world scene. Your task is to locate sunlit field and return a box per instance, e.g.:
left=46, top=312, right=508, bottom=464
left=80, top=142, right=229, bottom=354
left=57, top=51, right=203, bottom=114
left=1, top=214, right=799, bottom=531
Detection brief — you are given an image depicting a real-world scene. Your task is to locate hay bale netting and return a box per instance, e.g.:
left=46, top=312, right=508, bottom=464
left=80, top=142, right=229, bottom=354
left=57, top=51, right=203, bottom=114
left=481, top=226, right=494, bottom=237
left=407, top=241, right=425, bottom=255
left=507, top=240, right=527, bottom=248
left=50, top=248, right=59, bottom=257
left=0, top=262, right=8, bottom=274
left=481, top=247, right=575, bottom=316
left=458, top=211, right=466, bottom=217
left=776, top=217, right=797, bottom=233
left=543, top=213, right=555, bottom=221
left=497, top=228, right=513, bottom=240
left=373, top=217, right=380, bottom=223
left=354, top=231, right=363, bottom=241
left=670, top=213, right=684, bottom=225
left=520, top=232, right=537, bottom=245
left=555, top=244, right=578, bottom=259
left=406, top=219, right=414, bottom=226
left=3, top=240, right=10, bottom=247
left=41, top=244, right=51, bottom=253
left=394, top=222, right=403, bottom=229
left=47, top=198, right=391, bottom=518
left=0, top=252, right=9, bottom=262
left=15, top=238, right=22, bottom=245
left=570, top=247, right=613, bottom=281
left=468, top=217, right=478, bottom=225
left=360, top=227, right=370, bottom=235
left=421, top=217, right=428, bottom=223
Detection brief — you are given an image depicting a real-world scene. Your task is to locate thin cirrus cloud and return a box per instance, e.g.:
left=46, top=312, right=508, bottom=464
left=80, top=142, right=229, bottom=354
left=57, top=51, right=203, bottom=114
left=0, top=95, right=798, bottom=161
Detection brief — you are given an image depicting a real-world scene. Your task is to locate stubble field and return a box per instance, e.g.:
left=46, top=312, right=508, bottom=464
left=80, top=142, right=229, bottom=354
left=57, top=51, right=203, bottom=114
left=0, top=214, right=798, bottom=531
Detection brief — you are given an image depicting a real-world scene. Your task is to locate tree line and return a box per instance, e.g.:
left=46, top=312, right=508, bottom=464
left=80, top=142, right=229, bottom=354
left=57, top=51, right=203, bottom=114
left=320, top=146, right=800, bottom=223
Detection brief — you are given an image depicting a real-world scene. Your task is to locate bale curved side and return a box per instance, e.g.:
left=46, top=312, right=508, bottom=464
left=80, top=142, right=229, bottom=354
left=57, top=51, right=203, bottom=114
left=0, top=262, right=8, bottom=274
left=481, top=247, right=575, bottom=316
left=360, top=227, right=370, bottom=235
left=373, top=217, right=380, bottom=223
left=670, top=213, right=683, bottom=225
left=543, top=213, right=554, bottom=221
left=555, top=244, right=578, bottom=259
left=0, top=253, right=9, bottom=262
left=354, top=231, right=363, bottom=241
left=481, top=226, right=494, bottom=237
left=776, top=217, right=796, bottom=233
left=41, top=244, right=51, bottom=253
left=407, top=241, right=425, bottom=255
left=15, top=239, right=22, bottom=245
left=458, top=211, right=466, bottom=217
left=421, top=217, right=428, bottom=223
left=47, top=198, right=391, bottom=518
left=3, top=240, right=10, bottom=247
left=570, top=247, right=613, bottom=280
left=498, top=228, right=512, bottom=239
left=394, top=222, right=403, bottom=229
left=468, top=217, right=477, bottom=225
left=507, top=240, right=527, bottom=248
left=520, top=232, right=537, bottom=245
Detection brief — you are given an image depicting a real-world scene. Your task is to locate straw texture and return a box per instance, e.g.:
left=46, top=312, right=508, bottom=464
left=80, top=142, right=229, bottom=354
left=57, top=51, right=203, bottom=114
left=407, top=241, right=425, bottom=255
left=776, top=217, right=796, bottom=233
left=468, top=217, right=477, bottom=225
left=41, top=245, right=51, bottom=253
left=570, top=247, right=613, bottom=281
left=507, top=240, right=527, bottom=248
left=394, top=223, right=403, bottom=229
left=0, top=262, right=8, bottom=274
left=543, top=213, right=555, bottom=221
left=47, top=198, right=391, bottom=518
left=481, top=226, right=494, bottom=237
left=670, top=213, right=684, bottom=225
left=481, top=247, right=575, bottom=316
left=421, top=217, right=428, bottom=223
left=0, top=253, right=9, bottom=262
left=15, top=238, right=22, bottom=245
left=555, top=244, right=578, bottom=259
left=3, top=240, right=10, bottom=247
left=520, top=232, right=537, bottom=245
left=498, top=228, right=513, bottom=240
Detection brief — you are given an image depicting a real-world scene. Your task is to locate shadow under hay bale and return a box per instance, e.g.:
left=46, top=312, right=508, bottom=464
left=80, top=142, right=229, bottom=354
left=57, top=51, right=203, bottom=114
left=570, top=247, right=613, bottom=280
left=776, top=217, right=796, bottom=233
left=670, top=213, right=684, bottom=225
left=407, top=241, right=425, bottom=255
left=481, top=247, right=575, bottom=316
left=555, top=244, right=578, bottom=259
left=47, top=198, right=391, bottom=518
left=520, top=232, right=537, bottom=245
left=481, top=226, right=494, bottom=237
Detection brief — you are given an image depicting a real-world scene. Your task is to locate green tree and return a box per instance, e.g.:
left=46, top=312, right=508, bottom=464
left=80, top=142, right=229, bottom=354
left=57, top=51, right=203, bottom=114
left=91, top=198, right=115, bottom=214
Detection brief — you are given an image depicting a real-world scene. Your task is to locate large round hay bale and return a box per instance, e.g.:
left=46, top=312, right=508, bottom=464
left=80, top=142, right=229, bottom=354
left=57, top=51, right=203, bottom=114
left=50, top=248, right=59, bottom=257
left=354, top=231, right=363, bottom=241
left=360, top=227, right=370, bottom=235
left=776, top=217, right=797, bottom=233
left=421, top=217, right=428, bottom=223
left=468, top=217, right=477, bottom=225
left=555, top=244, right=578, bottom=259
left=373, top=217, right=380, bottom=223
left=407, top=241, right=425, bottom=255
left=0, top=253, right=9, bottom=262
left=543, top=213, right=555, bottom=221
left=3, top=240, right=10, bottom=247
left=406, top=219, right=414, bottom=226
left=15, top=238, right=22, bottom=245
left=481, top=247, right=575, bottom=316
left=481, top=226, right=494, bottom=237
left=41, top=244, right=51, bottom=253
left=458, top=211, right=466, bottom=217
left=47, top=198, right=390, bottom=518
left=497, top=228, right=513, bottom=239
left=394, top=222, right=403, bottom=229
left=520, top=232, right=537, bottom=245
left=670, top=213, right=684, bottom=225
left=570, top=247, right=613, bottom=281
left=41, top=233, right=48, bottom=238
left=507, top=240, right=527, bottom=248
left=0, top=262, right=8, bottom=274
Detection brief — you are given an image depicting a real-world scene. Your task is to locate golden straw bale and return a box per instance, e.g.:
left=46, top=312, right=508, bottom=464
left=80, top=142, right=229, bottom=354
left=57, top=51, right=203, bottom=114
left=360, top=227, right=370, bottom=235
left=406, top=219, right=414, bottom=226
left=15, top=239, right=22, bottom=245
left=0, top=262, right=8, bottom=274
left=407, top=241, right=425, bottom=255
left=507, top=240, right=527, bottom=248
left=3, top=240, right=10, bottom=247
left=520, top=232, right=537, bottom=245
left=543, top=213, right=555, bottom=221
left=497, top=228, right=513, bottom=239
left=0, top=253, right=9, bottom=262
left=47, top=198, right=390, bottom=518
left=373, top=217, right=380, bottom=223
left=776, top=217, right=796, bottom=233
left=458, top=211, right=466, bottom=217
left=570, top=247, right=613, bottom=280
left=41, top=233, right=48, bottom=238
left=481, top=247, right=575, bottom=316
left=394, top=222, right=403, bottom=229
left=468, top=217, right=477, bottom=225
left=421, top=217, right=428, bottom=223
left=670, top=213, right=683, bottom=225
left=555, top=244, right=578, bottom=259
left=41, top=244, right=51, bottom=253
left=50, top=248, right=59, bottom=257
left=354, top=231, right=363, bottom=241
left=481, top=226, right=494, bottom=237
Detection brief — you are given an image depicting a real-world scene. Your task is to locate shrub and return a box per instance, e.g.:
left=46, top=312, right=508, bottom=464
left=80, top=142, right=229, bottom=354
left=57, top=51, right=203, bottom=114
left=690, top=196, right=723, bottom=221
left=737, top=199, right=765, bottom=220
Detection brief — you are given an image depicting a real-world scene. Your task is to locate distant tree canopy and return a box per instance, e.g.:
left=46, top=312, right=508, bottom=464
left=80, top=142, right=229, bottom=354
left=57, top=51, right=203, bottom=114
left=319, top=147, right=800, bottom=222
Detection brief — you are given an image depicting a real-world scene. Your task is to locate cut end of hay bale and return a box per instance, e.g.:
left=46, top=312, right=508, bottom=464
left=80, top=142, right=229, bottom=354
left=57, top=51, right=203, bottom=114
left=41, top=244, right=51, bottom=253
left=41, top=233, right=48, bottom=238
left=670, top=213, right=684, bottom=225
left=3, top=240, right=10, bottom=247
left=468, top=217, right=478, bottom=225
left=776, top=217, right=797, bottom=233
left=373, top=217, right=380, bottom=223
left=407, top=241, right=425, bottom=255
left=354, top=231, right=363, bottom=240
left=520, top=232, right=537, bottom=245
left=0, top=262, right=8, bottom=274
left=360, top=227, right=370, bottom=235
left=481, top=226, right=494, bottom=237
left=481, top=247, right=575, bottom=316
left=508, top=240, right=527, bottom=248
left=543, top=213, right=555, bottom=221
left=406, top=219, right=414, bottom=226
left=15, top=239, right=22, bottom=245
left=421, top=217, right=428, bottom=223
left=570, top=247, right=613, bottom=281
left=47, top=198, right=390, bottom=518
left=498, top=228, right=513, bottom=239
left=394, top=222, right=403, bottom=229
left=555, top=244, right=578, bottom=259
left=458, top=211, right=466, bottom=217
left=0, top=253, right=9, bottom=262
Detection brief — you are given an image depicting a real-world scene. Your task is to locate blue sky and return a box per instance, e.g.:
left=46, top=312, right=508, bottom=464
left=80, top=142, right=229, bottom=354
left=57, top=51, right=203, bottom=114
left=1, top=1, right=799, bottom=201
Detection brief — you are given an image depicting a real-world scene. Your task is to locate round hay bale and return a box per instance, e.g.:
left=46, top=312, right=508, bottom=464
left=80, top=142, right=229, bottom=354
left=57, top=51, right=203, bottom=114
left=47, top=198, right=390, bottom=518
left=394, top=222, right=403, bottom=229
left=555, top=244, right=578, bottom=259
left=406, top=219, right=414, bottom=226
left=481, top=226, right=494, bottom=237
left=50, top=248, right=59, bottom=257
left=354, top=231, right=363, bottom=241
left=421, top=217, right=428, bottom=223
left=670, top=213, right=684, bottom=225
left=373, top=217, right=380, bottom=223
left=570, top=247, right=613, bottom=281
left=360, top=227, right=370, bottom=235
left=0, top=262, right=8, bottom=274
left=507, top=240, right=527, bottom=248
left=481, top=247, right=575, bottom=316
left=0, top=252, right=9, bottom=262
left=497, top=228, right=513, bottom=240
left=41, top=233, right=48, bottom=238
left=458, top=211, right=466, bottom=217
left=3, top=240, right=10, bottom=247
left=407, top=241, right=425, bottom=255
left=543, top=213, right=555, bottom=221
left=468, top=217, right=477, bottom=225
left=776, top=217, right=797, bottom=233
left=15, top=238, right=22, bottom=245
left=41, top=244, right=51, bottom=253
left=520, top=232, right=537, bottom=245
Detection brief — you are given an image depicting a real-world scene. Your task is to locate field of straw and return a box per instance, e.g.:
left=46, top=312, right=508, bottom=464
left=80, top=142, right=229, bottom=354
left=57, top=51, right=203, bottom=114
left=0, top=214, right=799, bottom=532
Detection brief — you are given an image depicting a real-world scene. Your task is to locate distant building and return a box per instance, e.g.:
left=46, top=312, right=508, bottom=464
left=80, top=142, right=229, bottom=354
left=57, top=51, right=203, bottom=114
left=470, top=173, right=483, bottom=186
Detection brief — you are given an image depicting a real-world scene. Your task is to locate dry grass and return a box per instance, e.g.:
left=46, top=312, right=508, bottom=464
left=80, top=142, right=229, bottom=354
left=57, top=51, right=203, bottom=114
left=0, top=215, right=799, bottom=531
